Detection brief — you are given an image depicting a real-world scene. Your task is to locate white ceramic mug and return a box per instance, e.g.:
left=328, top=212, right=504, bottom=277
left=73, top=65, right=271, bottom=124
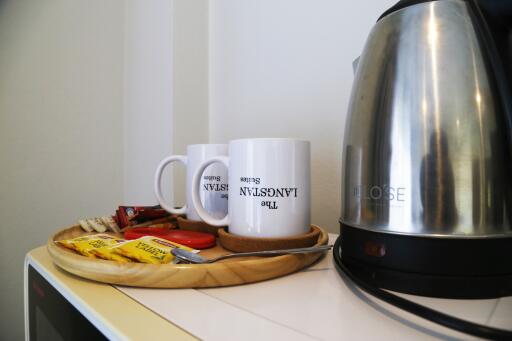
left=191, top=138, right=311, bottom=237
left=154, top=144, right=228, bottom=221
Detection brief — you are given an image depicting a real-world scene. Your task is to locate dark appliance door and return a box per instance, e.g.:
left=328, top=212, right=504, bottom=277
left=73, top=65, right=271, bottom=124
left=28, top=265, right=107, bottom=341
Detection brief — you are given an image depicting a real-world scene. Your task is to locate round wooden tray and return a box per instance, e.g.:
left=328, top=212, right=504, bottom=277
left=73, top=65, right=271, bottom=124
left=47, top=224, right=329, bottom=288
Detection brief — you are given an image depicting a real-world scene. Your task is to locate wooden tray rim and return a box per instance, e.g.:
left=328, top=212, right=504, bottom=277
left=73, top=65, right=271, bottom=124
left=47, top=224, right=329, bottom=288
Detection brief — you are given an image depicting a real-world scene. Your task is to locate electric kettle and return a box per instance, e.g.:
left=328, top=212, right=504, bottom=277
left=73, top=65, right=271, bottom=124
left=337, top=0, right=512, bottom=299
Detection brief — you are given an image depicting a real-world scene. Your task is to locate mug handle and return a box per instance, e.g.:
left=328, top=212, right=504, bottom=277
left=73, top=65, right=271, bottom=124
left=154, top=155, right=187, bottom=214
left=191, top=156, right=230, bottom=226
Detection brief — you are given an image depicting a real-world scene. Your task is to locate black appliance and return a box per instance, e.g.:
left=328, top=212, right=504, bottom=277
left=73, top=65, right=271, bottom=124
left=27, top=265, right=107, bottom=341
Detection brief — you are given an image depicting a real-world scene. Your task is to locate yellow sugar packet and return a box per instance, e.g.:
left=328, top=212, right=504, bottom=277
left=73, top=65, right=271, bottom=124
left=57, top=234, right=121, bottom=258
left=90, top=243, right=132, bottom=263
left=113, top=236, right=197, bottom=264
left=56, top=234, right=101, bottom=252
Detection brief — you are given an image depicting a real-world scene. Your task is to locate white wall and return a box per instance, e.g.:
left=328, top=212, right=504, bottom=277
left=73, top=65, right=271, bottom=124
left=209, top=0, right=396, bottom=233
left=0, top=1, right=183, bottom=337
left=172, top=0, right=210, bottom=205
left=0, top=2, right=401, bottom=339
left=0, top=1, right=124, bottom=339
left=124, top=0, right=174, bottom=205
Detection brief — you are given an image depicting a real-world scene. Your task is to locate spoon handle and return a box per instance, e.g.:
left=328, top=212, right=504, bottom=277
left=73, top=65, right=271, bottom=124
left=210, top=245, right=333, bottom=262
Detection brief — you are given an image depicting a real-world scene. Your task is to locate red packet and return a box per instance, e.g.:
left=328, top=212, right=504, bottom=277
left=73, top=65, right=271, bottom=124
left=116, top=206, right=170, bottom=228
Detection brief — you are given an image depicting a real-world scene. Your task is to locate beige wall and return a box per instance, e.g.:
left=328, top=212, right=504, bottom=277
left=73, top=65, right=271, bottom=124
left=0, top=1, right=124, bottom=339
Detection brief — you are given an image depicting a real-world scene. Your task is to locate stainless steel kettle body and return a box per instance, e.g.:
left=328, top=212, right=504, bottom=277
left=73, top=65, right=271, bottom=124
left=341, top=0, right=512, bottom=238
left=338, top=0, right=512, bottom=298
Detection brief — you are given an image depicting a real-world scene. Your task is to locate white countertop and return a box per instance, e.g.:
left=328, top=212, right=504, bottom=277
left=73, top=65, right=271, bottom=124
left=116, top=234, right=512, bottom=340
left=25, top=247, right=196, bottom=341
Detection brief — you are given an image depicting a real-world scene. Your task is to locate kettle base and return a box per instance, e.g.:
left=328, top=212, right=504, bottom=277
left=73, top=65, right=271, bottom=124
left=339, top=223, right=512, bottom=299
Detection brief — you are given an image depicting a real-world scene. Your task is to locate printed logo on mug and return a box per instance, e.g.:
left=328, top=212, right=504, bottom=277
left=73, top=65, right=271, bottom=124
left=154, top=144, right=228, bottom=221
left=191, top=138, right=311, bottom=237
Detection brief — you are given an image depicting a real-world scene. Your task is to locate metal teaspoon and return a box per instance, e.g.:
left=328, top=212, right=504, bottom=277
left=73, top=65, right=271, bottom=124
left=171, top=245, right=333, bottom=264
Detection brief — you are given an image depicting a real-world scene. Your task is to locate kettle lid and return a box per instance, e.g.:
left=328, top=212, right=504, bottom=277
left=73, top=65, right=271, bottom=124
left=381, top=0, right=512, bottom=21
left=378, top=0, right=437, bottom=21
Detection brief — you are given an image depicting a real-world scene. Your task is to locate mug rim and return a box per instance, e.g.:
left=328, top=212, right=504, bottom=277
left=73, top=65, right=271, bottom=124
left=187, top=143, right=228, bottom=148
left=229, top=137, right=310, bottom=144
left=187, top=143, right=229, bottom=155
